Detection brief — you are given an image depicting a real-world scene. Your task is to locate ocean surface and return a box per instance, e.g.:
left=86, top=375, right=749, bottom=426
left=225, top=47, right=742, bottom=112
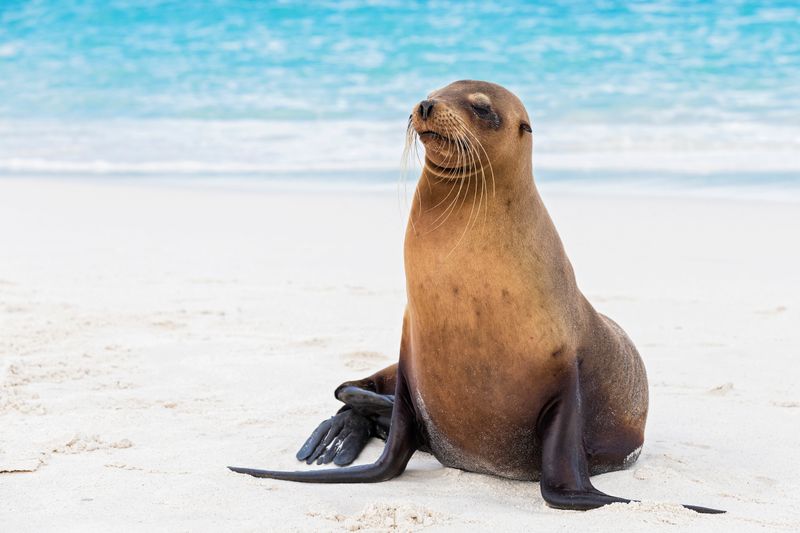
left=1, top=0, right=799, bottom=186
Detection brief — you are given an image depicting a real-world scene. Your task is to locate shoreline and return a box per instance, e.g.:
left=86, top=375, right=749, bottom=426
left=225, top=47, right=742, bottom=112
left=3, top=172, right=800, bottom=205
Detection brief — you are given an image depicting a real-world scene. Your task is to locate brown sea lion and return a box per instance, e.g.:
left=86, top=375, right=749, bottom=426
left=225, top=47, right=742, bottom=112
left=230, top=80, right=723, bottom=514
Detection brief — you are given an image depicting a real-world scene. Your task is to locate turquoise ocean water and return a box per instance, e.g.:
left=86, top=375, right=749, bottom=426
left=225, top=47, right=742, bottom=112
left=1, top=0, right=799, bottom=187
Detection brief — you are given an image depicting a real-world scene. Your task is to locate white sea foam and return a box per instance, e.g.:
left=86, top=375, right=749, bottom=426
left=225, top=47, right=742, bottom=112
left=1, top=119, right=798, bottom=178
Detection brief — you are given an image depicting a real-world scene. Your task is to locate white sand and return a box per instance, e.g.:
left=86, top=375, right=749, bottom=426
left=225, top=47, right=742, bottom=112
left=1, top=177, right=798, bottom=532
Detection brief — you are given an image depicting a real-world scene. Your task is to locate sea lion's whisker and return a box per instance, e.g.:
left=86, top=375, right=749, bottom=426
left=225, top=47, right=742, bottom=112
left=428, top=117, right=489, bottom=247
left=456, top=132, right=483, bottom=238
left=444, top=122, right=483, bottom=256
left=442, top=124, right=478, bottom=244
left=425, top=131, right=464, bottom=211
left=424, top=126, right=466, bottom=226
left=459, top=121, right=484, bottom=230
left=426, top=167, right=464, bottom=229
left=457, top=121, right=496, bottom=199
left=401, top=125, right=425, bottom=235
left=425, top=135, right=469, bottom=233
left=441, top=124, right=465, bottom=179
left=450, top=115, right=494, bottom=235
left=426, top=163, right=462, bottom=212
left=426, top=176, right=463, bottom=230
left=399, top=125, right=411, bottom=228
left=473, top=131, right=488, bottom=233
left=449, top=121, right=467, bottom=179
left=429, top=135, right=465, bottom=182
left=411, top=115, right=483, bottom=236
left=424, top=128, right=462, bottom=187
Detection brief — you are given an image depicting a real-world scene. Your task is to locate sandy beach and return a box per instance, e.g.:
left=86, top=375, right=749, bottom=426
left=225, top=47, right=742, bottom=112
left=1, top=177, right=798, bottom=532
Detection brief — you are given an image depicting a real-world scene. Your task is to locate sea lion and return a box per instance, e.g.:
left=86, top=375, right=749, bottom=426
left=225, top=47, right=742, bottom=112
left=230, top=80, right=723, bottom=514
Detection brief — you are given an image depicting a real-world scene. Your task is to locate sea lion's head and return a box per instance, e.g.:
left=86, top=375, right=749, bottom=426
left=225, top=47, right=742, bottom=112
left=407, top=80, right=532, bottom=180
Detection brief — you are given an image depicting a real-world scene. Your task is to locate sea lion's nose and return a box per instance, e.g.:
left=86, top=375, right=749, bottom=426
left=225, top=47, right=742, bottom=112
left=419, top=100, right=435, bottom=120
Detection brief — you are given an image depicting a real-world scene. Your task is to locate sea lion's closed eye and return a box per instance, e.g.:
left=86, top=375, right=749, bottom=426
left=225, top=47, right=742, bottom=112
left=471, top=103, right=492, bottom=117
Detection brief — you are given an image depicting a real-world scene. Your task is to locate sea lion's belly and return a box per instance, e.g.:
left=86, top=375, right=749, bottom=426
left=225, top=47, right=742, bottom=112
left=406, top=333, right=567, bottom=481
left=413, top=382, right=542, bottom=480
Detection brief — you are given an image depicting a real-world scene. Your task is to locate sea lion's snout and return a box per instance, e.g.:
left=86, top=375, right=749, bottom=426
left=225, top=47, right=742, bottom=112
left=411, top=99, right=454, bottom=156
left=418, top=99, right=435, bottom=120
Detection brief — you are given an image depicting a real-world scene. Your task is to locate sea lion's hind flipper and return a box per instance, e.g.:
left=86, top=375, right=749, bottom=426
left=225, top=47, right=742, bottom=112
left=295, top=366, right=399, bottom=466
left=538, top=366, right=725, bottom=514
left=229, top=368, right=417, bottom=483
left=295, top=409, right=372, bottom=466
left=294, top=385, right=396, bottom=466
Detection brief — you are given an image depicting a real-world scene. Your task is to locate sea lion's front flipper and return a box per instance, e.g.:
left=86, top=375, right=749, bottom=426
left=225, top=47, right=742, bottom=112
left=229, top=366, right=417, bottom=483
left=538, top=364, right=725, bottom=514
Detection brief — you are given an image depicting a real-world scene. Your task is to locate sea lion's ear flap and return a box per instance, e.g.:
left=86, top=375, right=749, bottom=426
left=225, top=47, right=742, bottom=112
left=520, top=122, right=532, bottom=134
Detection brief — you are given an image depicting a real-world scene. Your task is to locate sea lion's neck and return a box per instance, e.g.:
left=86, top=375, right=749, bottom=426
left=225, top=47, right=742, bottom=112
left=407, top=158, right=543, bottom=252
left=404, top=160, right=580, bottom=316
